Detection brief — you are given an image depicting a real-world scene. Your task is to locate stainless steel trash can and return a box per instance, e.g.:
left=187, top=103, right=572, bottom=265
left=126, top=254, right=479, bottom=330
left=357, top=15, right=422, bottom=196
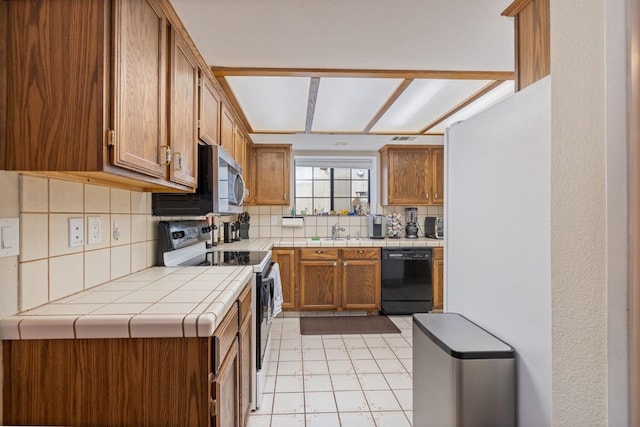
left=413, top=313, right=516, bottom=427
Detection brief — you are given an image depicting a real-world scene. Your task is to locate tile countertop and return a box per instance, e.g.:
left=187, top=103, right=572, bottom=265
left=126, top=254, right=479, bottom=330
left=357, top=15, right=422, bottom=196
left=212, top=237, right=444, bottom=251
left=0, top=237, right=442, bottom=341
left=0, top=266, right=254, bottom=341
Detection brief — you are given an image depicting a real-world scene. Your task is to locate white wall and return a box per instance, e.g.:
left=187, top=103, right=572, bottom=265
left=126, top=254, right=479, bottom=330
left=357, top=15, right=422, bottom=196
left=550, top=1, right=608, bottom=425
left=445, top=77, right=552, bottom=426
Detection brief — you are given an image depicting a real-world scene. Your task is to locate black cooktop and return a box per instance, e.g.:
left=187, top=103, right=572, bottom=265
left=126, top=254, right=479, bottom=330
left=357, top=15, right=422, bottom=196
left=187, top=250, right=271, bottom=267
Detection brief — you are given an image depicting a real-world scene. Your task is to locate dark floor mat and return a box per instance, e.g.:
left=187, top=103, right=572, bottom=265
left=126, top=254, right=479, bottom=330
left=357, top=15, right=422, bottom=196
left=299, top=315, right=401, bottom=335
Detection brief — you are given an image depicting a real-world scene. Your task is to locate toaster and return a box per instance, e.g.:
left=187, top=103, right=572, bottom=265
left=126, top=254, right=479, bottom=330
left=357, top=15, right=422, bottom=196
left=424, top=217, right=444, bottom=239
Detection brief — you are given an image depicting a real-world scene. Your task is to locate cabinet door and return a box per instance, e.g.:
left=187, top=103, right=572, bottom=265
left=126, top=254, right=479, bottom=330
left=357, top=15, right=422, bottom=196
left=431, top=147, right=445, bottom=205
left=212, top=338, right=239, bottom=427
left=342, top=259, right=381, bottom=311
left=220, top=105, right=235, bottom=156
left=273, top=249, right=296, bottom=310
left=387, top=148, right=431, bottom=204
left=199, top=74, right=221, bottom=146
left=299, top=261, right=340, bottom=310
left=432, top=247, right=444, bottom=311
left=253, top=146, right=291, bottom=205
left=238, top=313, right=252, bottom=427
left=168, top=27, right=198, bottom=188
left=112, top=0, right=166, bottom=178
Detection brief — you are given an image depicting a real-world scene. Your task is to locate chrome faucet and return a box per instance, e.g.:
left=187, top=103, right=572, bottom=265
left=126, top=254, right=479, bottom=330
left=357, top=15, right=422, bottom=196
left=331, top=223, right=346, bottom=240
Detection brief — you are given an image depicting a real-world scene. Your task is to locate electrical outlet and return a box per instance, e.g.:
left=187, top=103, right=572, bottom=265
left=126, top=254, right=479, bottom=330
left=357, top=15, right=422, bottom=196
left=271, top=215, right=278, bottom=225
left=87, top=216, right=102, bottom=245
left=68, top=217, right=83, bottom=247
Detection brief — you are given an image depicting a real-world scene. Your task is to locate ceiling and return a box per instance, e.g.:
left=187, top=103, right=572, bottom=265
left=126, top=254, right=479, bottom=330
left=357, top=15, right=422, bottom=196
left=170, top=0, right=516, bottom=151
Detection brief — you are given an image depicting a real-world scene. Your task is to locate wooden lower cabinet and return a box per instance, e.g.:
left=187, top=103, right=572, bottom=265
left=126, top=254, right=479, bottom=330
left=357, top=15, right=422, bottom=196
left=272, top=248, right=296, bottom=310
left=297, top=247, right=381, bottom=312
left=237, top=289, right=252, bottom=427
left=3, top=284, right=252, bottom=427
left=212, top=338, right=239, bottom=427
left=341, top=248, right=381, bottom=311
left=432, top=247, right=444, bottom=311
left=299, top=260, right=341, bottom=310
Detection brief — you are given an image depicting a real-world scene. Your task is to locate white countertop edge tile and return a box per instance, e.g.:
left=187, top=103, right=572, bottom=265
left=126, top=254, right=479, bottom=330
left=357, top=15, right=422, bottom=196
left=128, top=314, right=185, bottom=338
left=0, top=317, right=22, bottom=340
left=196, top=313, right=217, bottom=337
left=19, top=316, right=77, bottom=339
left=74, top=315, right=132, bottom=339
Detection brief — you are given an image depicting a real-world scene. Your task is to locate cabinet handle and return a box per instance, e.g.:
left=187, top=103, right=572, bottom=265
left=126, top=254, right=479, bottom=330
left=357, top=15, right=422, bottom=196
left=315, top=250, right=323, bottom=254
left=333, top=262, right=337, bottom=267
left=284, top=193, right=287, bottom=199
left=160, top=145, right=172, bottom=165
left=175, top=152, right=183, bottom=170
left=210, top=398, right=217, bottom=417
left=343, top=261, right=347, bottom=267
left=435, top=192, right=438, bottom=199
left=357, top=250, right=364, bottom=254
left=426, top=192, right=429, bottom=199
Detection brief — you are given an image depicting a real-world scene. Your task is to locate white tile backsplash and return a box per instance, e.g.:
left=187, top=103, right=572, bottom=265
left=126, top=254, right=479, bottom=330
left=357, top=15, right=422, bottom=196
left=19, top=213, right=48, bottom=262
left=20, top=175, right=48, bottom=212
left=49, top=180, right=84, bottom=213
left=84, top=184, right=110, bottom=213
left=84, top=248, right=111, bottom=289
left=110, top=188, right=131, bottom=213
left=130, top=191, right=147, bottom=214
left=49, top=253, right=84, bottom=300
left=19, top=260, right=49, bottom=311
left=15, top=177, right=159, bottom=313
left=111, top=245, right=131, bottom=280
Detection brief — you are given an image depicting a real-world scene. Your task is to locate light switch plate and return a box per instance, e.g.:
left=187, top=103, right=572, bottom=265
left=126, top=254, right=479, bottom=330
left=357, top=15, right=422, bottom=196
left=87, top=216, right=102, bottom=245
left=0, top=218, right=19, bottom=258
left=68, top=217, right=83, bottom=247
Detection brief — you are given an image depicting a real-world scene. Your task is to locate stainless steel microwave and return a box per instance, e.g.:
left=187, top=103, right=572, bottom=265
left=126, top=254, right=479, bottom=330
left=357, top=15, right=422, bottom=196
left=152, top=144, right=246, bottom=215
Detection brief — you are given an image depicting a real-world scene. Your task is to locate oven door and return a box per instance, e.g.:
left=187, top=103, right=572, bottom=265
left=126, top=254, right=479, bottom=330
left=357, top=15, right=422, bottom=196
left=256, top=264, right=274, bottom=370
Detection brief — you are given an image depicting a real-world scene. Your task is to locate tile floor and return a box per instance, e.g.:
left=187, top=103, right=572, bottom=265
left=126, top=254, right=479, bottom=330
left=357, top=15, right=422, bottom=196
left=248, top=314, right=414, bottom=427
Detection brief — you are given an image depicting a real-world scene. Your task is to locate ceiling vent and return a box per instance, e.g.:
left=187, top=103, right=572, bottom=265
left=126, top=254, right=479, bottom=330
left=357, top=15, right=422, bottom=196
left=391, top=136, right=416, bottom=141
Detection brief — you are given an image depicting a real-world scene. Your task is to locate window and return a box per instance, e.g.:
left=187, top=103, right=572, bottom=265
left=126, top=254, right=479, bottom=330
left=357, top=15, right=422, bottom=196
left=294, top=157, right=376, bottom=215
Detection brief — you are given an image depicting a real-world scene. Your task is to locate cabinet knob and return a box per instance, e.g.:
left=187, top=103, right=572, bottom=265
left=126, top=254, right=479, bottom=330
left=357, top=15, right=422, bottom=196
left=333, top=262, right=337, bottom=267
left=343, top=261, right=347, bottom=267
left=175, top=152, right=183, bottom=170
left=435, top=192, right=438, bottom=199
left=357, top=250, right=364, bottom=254
left=315, top=250, right=323, bottom=254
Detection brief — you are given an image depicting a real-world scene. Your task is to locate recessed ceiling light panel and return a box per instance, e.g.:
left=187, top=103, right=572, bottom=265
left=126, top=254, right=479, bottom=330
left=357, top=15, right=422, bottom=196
left=226, top=76, right=310, bottom=132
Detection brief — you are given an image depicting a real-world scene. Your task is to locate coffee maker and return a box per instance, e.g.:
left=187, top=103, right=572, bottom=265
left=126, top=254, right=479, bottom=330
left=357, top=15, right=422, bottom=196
left=405, top=207, right=419, bottom=239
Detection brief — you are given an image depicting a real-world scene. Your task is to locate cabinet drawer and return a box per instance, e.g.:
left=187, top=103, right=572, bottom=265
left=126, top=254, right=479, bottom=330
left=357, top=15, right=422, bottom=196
left=299, top=248, right=339, bottom=260
left=432, top=247, right=444, bottom=260
left=213, top=303, right=239, bottom=374
left=342, top=248, right=380, bottom=260
left=238, top=284, right=251, bottom=324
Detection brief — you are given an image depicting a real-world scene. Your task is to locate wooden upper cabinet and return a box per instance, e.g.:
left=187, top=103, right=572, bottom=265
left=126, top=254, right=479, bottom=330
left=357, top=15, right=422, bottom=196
left=379, top=145, right=444, bottom=206
left=502, top=0, right=550, bottom=91
left=168, top=26, right=198, bottom=188
left=1, top=0, right=205, bottom=191
left=431, top=146, right=444, bottom=205
left=199, top=74, right=221, bottom=146
left=234, top=127, right=246, bottom=170
left=112, top=0, right=166, bottom=179
left=380, top=146, right=430, bottom=205
left=220, top=105, right=235, bottom=157
left=253, top=145, right=291, bottom=205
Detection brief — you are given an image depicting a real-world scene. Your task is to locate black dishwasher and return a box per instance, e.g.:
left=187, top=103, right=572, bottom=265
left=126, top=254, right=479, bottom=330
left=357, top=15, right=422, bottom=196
left=381, top=247, right=433, bottom=314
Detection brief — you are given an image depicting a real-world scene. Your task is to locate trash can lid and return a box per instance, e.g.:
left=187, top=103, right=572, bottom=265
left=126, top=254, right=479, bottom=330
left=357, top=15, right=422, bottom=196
left=413, top=313, right=515, bottom=360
